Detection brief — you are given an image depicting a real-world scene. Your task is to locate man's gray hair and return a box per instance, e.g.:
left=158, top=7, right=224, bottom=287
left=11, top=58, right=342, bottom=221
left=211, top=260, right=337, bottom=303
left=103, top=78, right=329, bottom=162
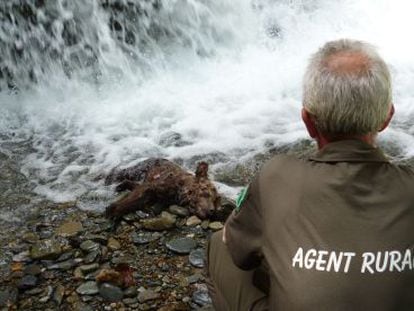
left=303, top=39, right=392, bottom=135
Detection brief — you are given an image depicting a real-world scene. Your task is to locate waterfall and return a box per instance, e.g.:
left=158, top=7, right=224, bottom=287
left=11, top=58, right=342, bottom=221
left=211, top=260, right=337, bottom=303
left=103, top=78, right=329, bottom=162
left=0, top=0, right=413, bottom=207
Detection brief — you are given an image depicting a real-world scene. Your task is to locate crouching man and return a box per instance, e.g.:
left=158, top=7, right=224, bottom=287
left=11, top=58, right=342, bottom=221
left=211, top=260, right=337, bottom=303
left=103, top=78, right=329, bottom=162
left=206, top=39, right=414, bottom=311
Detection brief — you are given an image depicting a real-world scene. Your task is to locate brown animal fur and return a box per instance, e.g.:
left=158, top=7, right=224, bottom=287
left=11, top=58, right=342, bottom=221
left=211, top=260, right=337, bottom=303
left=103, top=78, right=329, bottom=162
left=105, top=159, right=221, bottom=220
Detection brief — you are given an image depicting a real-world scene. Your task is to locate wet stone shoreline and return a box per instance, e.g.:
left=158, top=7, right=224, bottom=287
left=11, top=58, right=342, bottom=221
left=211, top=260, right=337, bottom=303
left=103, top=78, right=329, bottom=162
left=0, top=200, right=227, bottom=310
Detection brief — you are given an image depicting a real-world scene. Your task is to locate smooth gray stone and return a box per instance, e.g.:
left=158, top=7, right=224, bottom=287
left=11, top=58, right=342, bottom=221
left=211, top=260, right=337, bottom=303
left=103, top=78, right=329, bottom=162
left=17, top=275, right=38, bottom=290
left=30, top=239, right=62, bottom=260
left=189, top=248, right=205, bottom=268
left=98, top=283, right=123, bottom=302
left=192, top=289, right=212, bottom=306
left=131, top=232, right=161, bottom=245
left=76, top=281, right=99, bottom=295
left=80, top=240, right=100, bottom=252
left=166, top=237, right=197, bottom=255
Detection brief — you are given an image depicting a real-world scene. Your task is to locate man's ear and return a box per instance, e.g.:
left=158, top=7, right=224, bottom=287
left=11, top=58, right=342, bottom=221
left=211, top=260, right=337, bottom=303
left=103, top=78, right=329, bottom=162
left=195, top=162, right=209, bottom=180
left=301, top=108, right=318, bottom=138
left=379, top=104, right=394, bottom=132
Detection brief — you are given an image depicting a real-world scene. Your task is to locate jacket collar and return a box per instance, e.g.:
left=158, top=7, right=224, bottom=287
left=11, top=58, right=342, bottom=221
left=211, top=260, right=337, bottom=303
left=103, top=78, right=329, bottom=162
left=309, top=140, right=389, bottom=163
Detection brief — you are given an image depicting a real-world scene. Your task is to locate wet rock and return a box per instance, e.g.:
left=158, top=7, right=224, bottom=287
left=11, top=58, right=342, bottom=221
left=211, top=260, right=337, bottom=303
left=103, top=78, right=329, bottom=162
left=192, top=287, right=212, bottom=306
left=80, top=240, right=100, bottom=252
left=187, top=273, right=202, bottom=284
left=74, top=267, right=84, bottom=280
left=124, top=286, right=138, bottom=298
left=56, top=221, right=83, bottom=237
left=53, top=284, right=65, bottom=306
left=48, top=259, right=77, bottom=270
left=158, top=131, right=189, bottom=147
left=137, top=289, right=160, bottom=303
left=22, top=232, right=39, bottom=243
left=39, top=285, right=53, bottom=303
left=0, top=287, right=18, bottom=307
left=201, top=220, right=210, bottom=230
left=56, top=250, right=74, bottom=262
left=12, top=251, right=31, bottom=262
left=107, top=237, right=121, bottom=250
left=186, top=216, right=201, bottom=227
left=83, top=234, right=108, bottom=244
left=25, top=287, right=43, bottom=295
left=23, top=264, right=42, bottom=275
left=189, top=248, right=205, bottom=268
left=30, top=239, right=62, bottom=260
left=17, top=275, right=38, bottom=290
left=76, top=281, right=99, bottom=295
left=141, top=212, right=177, bottom=231
left=79, top=263, right=99, bottom=274
left=168, top=205, right=189, bottom=217
left=208, top=221, right=224, bottom=231
left=131, top=232, right=162, bottom=245
left=99, top=283, right=124, bottom=302
left=84, top=250, right=100, bottom=264
left=166, top=237, right=197, bottom=255
left=123, top=297, right=138, bottom=305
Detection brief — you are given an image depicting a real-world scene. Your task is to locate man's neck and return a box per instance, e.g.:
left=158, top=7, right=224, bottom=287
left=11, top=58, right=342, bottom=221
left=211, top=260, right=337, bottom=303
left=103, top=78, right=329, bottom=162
left=316, top=133, right=377, bottom=150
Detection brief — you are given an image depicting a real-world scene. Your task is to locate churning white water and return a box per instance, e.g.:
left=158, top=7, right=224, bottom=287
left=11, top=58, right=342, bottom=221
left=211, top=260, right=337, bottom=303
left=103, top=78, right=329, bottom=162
left=0, top=0, right=414, bottom=206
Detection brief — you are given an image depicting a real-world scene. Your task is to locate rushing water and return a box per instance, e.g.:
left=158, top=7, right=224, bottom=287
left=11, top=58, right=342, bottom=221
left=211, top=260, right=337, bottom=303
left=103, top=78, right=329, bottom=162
left=1, top=0, right=414, bottom=210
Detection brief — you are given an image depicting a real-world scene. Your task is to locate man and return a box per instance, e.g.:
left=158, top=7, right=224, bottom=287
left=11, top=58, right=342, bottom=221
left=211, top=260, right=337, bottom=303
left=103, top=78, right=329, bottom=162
left=206, top=39, right=414, bottom=311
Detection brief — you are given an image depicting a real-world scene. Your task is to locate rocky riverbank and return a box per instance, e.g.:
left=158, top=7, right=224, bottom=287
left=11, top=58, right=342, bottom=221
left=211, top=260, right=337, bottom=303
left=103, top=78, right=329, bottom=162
left=0, top=198, right=231, bottom=310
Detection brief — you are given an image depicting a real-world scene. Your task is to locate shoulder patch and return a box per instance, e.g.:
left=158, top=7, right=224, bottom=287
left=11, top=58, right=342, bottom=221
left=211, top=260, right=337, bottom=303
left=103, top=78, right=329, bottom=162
left=235, top=187, right=248, bottom=213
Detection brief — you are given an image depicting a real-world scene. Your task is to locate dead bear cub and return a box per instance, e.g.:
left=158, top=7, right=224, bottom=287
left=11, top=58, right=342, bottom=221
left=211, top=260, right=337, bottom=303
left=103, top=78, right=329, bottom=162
left=105, top=158, right=221, bottom=220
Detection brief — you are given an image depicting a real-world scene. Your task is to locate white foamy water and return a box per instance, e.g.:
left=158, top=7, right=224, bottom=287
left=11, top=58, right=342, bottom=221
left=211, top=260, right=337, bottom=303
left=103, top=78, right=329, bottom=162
left=1, top=0, right=414, bottom=205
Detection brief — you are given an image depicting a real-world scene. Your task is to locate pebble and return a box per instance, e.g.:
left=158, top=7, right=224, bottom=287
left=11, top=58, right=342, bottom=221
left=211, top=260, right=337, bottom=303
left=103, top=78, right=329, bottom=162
left=25, top=287, right=43, bottom=295
left=12, top=251, right=31, bottom=262
left=17, top=275, right=38, bottom=290
left=56, top=250, right=74, bottom=262
left=141, top=212, right=177, bottom=231
left=23, top=264, right=42, bottom=275
left=48, top=259, right=77, bottom=271
left=79, top=263, right=100, bottom=274
left=201, top=220, right=210, bottom=230
left=80, top=240, right=100, bottom=252
left=22, top=232, right=39, bottom=244
left=99, top=283, right=124, bottom=302
left=186, top=216, right=201, bottom=227
left=123, top=297, right=138, bottom=305
left=192, top=288, right=212, bottom=306
left=208, top=221, right=224, bottom=231
left=53, top=284, right=65, bottom=305
left=39, top=285, right=53, bottom=303
left=189, top=248, right=205, bottom=268
left=187, top=274, right=202, bottom=284
left=131, top=232, right=161, bottom=245
left=168, top=205, right=189, bottom=217
left=137, top=289, right=160, bottom=303
left=56, top=221, right=83, bottom=237
left=76, top=281, right=99, bottom=295
left=166, top=237, right=197, bottom=254
left=84, top=250, right=100, bottom=264
left=30, top=239, right=62, bottom=260
left=124, top=286, right=138, bottom=298
left=83, top=234, right=108, bottom=244
left=107, top=237, right=121, bottom=250
left=0, top=287, right=17, bottom=307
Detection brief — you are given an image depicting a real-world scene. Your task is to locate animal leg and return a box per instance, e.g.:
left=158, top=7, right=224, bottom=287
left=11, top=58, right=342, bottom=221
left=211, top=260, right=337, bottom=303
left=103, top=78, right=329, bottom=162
left=115, top=180, right=139, bottom=193
left=106, top=183, right=156, bottom=219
